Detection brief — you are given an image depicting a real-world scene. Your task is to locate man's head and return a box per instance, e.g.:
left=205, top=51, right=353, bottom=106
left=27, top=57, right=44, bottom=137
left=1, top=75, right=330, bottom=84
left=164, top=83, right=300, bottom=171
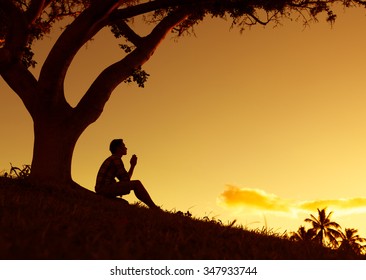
left=109, top=139, right=127, bottom=155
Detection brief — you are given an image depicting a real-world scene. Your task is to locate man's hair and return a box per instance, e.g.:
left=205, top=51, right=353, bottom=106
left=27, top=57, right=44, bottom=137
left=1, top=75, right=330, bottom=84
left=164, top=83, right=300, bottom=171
left=109, top=139, right=123, bottom=154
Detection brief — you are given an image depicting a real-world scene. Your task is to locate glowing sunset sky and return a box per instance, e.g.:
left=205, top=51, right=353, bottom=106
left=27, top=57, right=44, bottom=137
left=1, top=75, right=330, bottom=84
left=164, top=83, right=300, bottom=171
left=1, top=5, right=366, bottom=238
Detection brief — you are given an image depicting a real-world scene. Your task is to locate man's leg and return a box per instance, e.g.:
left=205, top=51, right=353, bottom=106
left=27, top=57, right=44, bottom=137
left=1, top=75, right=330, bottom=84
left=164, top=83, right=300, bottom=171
left=130, top=180, right=158, bottom=209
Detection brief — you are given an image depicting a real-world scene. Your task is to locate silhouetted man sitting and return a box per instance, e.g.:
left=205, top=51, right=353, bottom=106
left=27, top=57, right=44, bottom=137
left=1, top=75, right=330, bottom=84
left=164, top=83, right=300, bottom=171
left=95, top=139, right=158, bottom=209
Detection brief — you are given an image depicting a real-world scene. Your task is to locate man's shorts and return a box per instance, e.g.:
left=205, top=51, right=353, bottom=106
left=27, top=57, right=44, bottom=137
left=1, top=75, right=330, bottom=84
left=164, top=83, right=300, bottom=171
left=95, top=181, right=132, bottom=198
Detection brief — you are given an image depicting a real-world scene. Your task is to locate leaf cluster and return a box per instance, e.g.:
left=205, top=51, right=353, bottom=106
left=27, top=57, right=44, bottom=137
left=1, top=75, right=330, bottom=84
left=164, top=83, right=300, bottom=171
left=1, top=0, right=91, bottom=67
left=124, top=66, right=150, bottom=88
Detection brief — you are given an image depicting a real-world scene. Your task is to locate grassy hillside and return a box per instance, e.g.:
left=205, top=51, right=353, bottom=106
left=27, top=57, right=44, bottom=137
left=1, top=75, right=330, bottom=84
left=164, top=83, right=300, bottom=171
left=0, top=178, right=363, bottom=259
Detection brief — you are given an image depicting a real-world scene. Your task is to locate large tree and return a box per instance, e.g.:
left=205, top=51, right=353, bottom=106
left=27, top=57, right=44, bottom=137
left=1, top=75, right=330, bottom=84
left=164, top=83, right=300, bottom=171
left=0, top=0, right=359, bottom=189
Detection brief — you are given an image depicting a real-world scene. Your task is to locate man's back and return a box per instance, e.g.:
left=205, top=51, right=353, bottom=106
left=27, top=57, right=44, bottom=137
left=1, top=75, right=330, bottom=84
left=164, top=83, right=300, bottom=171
left=96, top=155, right=129, bottom=188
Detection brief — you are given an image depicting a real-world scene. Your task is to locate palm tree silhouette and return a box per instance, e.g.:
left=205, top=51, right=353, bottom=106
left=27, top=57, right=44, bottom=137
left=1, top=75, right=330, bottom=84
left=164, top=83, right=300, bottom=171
left=339, top=228, right=366, bottom=255
left=304, top=208, right=342, bottom=248
left=290, top=226, right=315, bottom=242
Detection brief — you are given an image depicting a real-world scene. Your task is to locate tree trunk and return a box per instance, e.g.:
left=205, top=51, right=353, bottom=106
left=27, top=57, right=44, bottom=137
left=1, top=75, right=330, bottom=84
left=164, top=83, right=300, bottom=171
left=29, top=108, right=83, bottom=188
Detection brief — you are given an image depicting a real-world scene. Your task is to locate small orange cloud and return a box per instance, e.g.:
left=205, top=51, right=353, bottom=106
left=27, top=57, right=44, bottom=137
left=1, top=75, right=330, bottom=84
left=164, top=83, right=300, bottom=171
left=218, top=185, right=292, bottom=213
left=218, top=185, right=366, bottom=215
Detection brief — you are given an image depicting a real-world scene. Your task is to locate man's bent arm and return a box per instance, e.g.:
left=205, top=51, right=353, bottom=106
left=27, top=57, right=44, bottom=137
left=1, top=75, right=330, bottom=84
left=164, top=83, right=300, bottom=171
left=128, top=154, right=137, bottom=179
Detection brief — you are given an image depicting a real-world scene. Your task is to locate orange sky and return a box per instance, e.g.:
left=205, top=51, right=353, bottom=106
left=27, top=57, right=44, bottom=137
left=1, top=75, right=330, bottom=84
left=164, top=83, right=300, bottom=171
left=1, top=5, right=366, bottom=238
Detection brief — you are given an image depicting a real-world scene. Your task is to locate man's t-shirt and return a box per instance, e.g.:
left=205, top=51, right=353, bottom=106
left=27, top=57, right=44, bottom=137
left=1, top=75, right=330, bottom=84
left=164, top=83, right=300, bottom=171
left=95, top=155, right=129, bottom=187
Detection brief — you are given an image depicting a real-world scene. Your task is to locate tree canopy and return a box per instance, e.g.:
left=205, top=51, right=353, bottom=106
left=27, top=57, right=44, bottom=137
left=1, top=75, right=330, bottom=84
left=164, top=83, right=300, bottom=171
left=2, top=0, right=361, bottom=71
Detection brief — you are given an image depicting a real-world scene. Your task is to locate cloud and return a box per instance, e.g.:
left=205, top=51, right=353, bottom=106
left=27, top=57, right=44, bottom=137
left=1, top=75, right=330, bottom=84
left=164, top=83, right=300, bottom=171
left=218, top=185, right=293, bottom=213
left=298, top=198, right=366, bottom=214
left=218, top=185, right=366, bottom=215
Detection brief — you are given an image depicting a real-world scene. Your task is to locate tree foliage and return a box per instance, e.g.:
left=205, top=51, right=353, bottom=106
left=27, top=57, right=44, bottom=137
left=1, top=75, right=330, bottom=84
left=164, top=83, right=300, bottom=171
left=2, top=0, right=364, bottom=75
left=290, top=208, right=366, bottom=256
left=290, top=225, right=315, bottom=242
left=339, top=228, right=366, bottom=255
left=304, top=208, right=342, bottom=248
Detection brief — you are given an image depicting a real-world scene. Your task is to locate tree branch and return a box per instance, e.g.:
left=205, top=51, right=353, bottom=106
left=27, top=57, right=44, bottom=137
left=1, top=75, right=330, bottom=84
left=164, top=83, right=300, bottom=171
left=247, top=11, right=278, bottom=25
left=73, top=9, right=189, bottom=127
left=110, top=20, right=143, bottom=47
left=1, top=61, right=38, bottom=117
left=108, top=0, right=206, bottom=21
left=1, top=0, right=28, bottom=58
left=25, top=0, right=47, bottom=25
left=36, top=0, right=195, bottom=106
left=38, top=0, right=123, bottom=104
